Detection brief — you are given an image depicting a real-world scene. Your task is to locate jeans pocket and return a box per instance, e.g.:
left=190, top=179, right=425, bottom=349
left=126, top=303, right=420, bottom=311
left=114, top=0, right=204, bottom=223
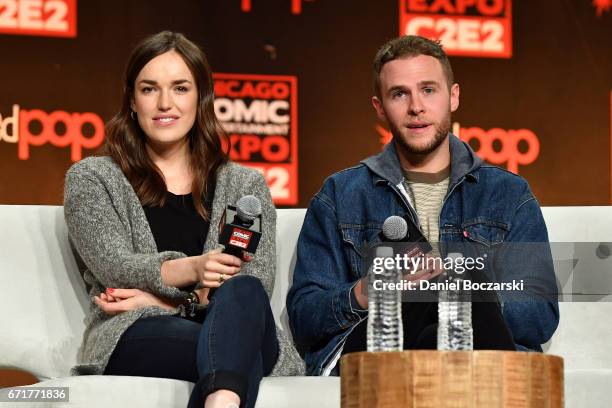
left=462, top=217, right=510, bottom=247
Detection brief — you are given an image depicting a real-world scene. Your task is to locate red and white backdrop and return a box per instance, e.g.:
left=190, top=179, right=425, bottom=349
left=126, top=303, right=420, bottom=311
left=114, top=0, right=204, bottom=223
left=1, top=0, right=611, bottom=207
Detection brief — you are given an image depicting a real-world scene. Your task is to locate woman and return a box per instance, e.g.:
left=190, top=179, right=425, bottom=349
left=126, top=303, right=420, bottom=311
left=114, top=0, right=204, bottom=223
left=64, top=31, right=303, bottom=408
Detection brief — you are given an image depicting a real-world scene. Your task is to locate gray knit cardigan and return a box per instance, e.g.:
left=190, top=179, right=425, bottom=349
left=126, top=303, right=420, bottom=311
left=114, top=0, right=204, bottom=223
left=64, top=156, right=305, bottom=377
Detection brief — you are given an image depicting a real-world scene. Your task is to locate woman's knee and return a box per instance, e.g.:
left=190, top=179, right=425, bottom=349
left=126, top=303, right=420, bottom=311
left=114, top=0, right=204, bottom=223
left=217, top=275, right=268, bottom=305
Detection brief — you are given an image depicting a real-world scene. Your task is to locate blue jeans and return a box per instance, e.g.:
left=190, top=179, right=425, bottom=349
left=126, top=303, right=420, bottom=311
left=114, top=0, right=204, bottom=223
left=104, top=275, right=279, bottom=408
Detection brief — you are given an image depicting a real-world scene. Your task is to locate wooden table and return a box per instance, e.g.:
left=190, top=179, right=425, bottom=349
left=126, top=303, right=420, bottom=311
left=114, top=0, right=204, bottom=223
left=341, top=350, right=563, bottom=407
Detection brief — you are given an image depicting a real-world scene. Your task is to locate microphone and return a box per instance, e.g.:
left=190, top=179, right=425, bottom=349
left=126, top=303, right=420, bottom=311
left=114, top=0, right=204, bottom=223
left=206, top=196, right=263, bottom=300
left=218, top=195, right=263, bottom=259
left=379, top=214, right=432, bottom=259
left=234, top=195, right=262, bottom=228
left=381, top=215, right=409, bottom=241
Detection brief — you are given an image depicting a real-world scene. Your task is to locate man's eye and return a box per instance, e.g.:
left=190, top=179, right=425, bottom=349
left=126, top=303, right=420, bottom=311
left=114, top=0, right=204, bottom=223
left=423, top=87, right=434, bottom=94
left=393, top=91, right=406, bottom=98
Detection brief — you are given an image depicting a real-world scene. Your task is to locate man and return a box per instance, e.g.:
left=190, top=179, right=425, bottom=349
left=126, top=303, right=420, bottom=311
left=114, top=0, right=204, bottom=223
left=287, top=35, right=559, bottom=376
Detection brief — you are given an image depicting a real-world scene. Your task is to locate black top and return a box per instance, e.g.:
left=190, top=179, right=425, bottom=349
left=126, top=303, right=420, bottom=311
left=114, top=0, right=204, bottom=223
left=143, top=192, right=211, bottom=258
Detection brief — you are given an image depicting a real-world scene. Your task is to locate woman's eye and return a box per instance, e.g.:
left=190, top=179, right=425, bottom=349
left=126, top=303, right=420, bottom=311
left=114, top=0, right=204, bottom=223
left=175, top=86, right=189, bottom=93
left=141, top=87, right=154, bottom=94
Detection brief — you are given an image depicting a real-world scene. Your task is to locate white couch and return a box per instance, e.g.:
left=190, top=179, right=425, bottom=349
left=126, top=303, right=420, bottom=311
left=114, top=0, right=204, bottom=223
left=1, top=205, right=611, bottom=407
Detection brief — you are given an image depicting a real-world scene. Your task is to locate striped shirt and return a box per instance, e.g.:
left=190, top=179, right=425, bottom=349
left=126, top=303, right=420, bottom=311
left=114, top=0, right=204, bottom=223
left=402, top=166, right=450, bottom=256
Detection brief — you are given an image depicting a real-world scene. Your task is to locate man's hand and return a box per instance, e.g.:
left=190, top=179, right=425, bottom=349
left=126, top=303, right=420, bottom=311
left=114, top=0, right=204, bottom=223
left=353, top=253, right=446, bottom=309
left=402, top=253, right=446, bottom=283
left=93, top=288, right=177, bottom=315
left=353, top=279, right=369, bottom=309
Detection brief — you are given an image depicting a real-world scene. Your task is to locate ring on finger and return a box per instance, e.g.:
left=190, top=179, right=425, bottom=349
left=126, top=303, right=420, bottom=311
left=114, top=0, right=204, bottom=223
left=219, top=273, right=226, bottom=283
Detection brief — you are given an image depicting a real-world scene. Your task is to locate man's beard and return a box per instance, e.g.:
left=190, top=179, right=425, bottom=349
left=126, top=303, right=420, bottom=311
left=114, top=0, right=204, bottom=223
left=390, top=111, right=451, bottom=155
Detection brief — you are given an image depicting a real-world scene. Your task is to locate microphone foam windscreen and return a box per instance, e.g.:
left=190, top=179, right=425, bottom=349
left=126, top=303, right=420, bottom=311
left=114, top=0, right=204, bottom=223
left=382, top=215, right=408, bottom=241
left=236, top=195, right=262, bottom=221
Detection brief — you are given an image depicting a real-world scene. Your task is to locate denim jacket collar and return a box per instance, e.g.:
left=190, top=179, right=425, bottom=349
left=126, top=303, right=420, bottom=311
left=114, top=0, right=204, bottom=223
left=361, top=133, right=483, bottom=187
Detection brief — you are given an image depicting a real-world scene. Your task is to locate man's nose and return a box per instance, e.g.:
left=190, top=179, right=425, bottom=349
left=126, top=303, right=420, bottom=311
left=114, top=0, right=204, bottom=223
left=408, top=94, right=425, bottom=116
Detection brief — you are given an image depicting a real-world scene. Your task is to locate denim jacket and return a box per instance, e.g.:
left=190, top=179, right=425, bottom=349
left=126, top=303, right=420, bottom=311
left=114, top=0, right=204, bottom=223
left=287, top=135, right=559, bottom=376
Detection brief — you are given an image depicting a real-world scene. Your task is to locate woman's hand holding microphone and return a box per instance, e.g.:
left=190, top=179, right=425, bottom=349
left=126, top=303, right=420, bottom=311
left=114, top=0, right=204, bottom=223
left=191, top=248, right=242, bottom=288
left=188, top=248, right=242, bottom=307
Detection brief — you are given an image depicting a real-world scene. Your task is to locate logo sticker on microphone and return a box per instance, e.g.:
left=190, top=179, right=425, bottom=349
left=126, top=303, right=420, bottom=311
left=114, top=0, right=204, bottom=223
left=229, top=228, right=253, bottom=249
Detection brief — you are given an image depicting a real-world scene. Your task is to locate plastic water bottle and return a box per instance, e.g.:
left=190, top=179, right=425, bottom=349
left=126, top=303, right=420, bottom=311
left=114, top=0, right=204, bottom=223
left=437, top=252, right=473, bottom=350
left=367, top=246, right=403, bottom=352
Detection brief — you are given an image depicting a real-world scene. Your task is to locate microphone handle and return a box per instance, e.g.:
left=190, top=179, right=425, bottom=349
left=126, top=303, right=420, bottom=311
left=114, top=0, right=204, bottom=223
left=207, top=245, right=243, bottom=300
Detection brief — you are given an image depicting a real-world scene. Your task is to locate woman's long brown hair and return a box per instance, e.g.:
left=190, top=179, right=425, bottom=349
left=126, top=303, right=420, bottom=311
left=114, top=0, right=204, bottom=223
left=101, top=31, right=228, bottom=219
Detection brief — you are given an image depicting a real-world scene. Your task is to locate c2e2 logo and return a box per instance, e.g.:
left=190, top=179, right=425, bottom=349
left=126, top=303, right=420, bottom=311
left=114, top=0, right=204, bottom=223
left=399, top=0, right=512, bottom=58
left=0, top=0, right=77, bottom=37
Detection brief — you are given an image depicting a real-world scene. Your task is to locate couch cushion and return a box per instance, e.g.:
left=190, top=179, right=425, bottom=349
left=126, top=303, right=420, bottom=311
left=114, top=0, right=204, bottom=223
left=11, top=370, right=612, bottom=408
left=16, top=375, right=340, bottom=408
left=0, top=205, right=88, bottom=379
left=565, top=369, right=612, bottom=408
left=272, top=209, right=306, bottom=336
left=540, top=207, right=612, bottom=371
left=543, top=303, right=612, bottom=370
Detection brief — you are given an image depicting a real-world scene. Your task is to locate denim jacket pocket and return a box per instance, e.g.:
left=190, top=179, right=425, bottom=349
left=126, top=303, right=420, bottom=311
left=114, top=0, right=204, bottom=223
left=340, top=223, right=381, bottom=278
left=462, top=217, right=510, bottom=247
